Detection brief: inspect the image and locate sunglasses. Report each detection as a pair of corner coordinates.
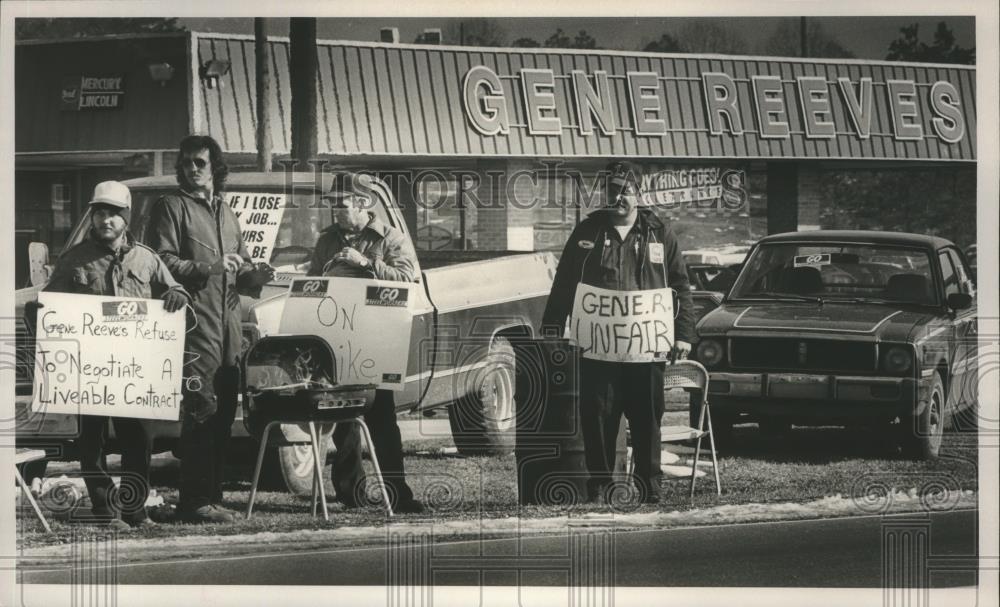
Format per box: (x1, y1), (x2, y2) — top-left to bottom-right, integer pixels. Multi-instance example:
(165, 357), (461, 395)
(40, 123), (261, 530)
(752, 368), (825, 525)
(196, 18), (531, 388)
(181, 157), (209, 169)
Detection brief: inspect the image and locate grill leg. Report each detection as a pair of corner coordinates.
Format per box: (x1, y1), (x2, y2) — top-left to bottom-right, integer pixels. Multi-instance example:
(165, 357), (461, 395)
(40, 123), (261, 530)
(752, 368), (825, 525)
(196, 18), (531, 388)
(308, 422), (329, 521)
(15, 462), (52, 533)
(247, 423), (276, 520)
(356, 420), (393, 517)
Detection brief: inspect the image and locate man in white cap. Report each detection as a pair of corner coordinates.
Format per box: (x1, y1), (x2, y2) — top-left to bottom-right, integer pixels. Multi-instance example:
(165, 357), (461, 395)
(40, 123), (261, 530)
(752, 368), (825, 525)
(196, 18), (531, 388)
(27, 181), (189, 531)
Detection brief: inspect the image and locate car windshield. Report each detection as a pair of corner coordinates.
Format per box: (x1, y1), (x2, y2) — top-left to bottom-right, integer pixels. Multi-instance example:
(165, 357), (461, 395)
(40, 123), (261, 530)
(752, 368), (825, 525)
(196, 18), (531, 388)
(66, 188), (393, 273)
(729, 242), (938, 306)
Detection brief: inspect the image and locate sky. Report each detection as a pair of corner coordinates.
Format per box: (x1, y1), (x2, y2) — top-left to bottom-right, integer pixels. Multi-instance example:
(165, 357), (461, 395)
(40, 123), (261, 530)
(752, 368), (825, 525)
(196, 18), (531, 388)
(178, 16), (976, 61)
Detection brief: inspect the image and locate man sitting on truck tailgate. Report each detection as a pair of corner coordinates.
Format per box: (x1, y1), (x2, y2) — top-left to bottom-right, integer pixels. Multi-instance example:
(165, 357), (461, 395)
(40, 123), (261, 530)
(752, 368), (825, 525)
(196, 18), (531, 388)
(308, 171), (425, 514)
(27, 181), (190, 530)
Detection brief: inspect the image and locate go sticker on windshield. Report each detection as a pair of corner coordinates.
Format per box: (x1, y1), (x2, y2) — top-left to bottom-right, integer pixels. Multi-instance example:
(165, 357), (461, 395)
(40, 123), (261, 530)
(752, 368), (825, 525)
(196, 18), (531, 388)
(226, 192), (287, 264)
(793, 253), (831, 267)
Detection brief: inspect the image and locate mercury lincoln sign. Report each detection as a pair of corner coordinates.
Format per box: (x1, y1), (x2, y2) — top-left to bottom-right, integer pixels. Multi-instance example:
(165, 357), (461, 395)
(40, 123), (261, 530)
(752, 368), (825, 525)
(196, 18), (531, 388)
(459, 54), (974, 159)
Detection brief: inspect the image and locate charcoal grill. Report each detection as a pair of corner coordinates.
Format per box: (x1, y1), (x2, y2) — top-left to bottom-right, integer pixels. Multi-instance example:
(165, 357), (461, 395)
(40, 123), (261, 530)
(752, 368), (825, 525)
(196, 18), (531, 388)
(241, 335), (393, 519)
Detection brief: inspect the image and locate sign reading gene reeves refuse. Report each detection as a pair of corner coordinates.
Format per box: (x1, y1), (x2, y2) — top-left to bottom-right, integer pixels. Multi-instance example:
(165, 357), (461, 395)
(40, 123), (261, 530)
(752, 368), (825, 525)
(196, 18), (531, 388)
(60, 75), (125, 111)
(31, 291), (185, 421)
(568, 284), (674, 363)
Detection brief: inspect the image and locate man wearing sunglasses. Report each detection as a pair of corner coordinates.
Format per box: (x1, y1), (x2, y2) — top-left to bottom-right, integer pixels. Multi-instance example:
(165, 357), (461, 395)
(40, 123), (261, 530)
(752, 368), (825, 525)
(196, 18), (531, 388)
(541, 160), (695, 505)
(306, 171), (424, 514)
(145, 135), (274, 523)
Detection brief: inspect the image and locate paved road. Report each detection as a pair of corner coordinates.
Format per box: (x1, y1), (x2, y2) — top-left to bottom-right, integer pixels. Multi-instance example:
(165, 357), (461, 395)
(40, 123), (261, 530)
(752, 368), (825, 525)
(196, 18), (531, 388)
(21, 510), (977, 587)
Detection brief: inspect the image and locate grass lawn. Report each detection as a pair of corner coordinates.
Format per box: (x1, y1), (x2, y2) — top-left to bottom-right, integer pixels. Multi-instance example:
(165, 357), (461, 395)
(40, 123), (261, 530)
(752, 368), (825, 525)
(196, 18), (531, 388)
(16, 399), (979, 548)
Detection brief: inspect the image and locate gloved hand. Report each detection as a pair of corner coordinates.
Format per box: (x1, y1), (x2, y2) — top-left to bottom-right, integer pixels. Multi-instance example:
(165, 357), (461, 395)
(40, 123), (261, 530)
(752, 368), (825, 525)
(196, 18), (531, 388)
(24, 300), (43, 335)
(162, 290), (189, 313)
(236, 262), (275, 298)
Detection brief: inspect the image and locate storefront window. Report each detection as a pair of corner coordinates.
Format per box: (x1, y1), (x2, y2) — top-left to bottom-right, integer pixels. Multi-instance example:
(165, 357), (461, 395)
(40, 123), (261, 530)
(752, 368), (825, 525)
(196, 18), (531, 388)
(413, 175), (467, 251)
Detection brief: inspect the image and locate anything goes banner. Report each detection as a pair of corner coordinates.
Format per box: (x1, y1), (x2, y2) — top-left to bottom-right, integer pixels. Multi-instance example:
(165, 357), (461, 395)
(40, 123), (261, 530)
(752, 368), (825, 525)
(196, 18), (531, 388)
(568, 284), (674, 363)
(31, 292), (185, 421)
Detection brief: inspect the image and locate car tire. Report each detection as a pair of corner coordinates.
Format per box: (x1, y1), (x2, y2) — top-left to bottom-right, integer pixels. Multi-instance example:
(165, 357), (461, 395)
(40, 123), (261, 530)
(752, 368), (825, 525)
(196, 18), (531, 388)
(901, 372), (946, 460)
(449, 336), (516, 456)
(256, 432), (334, 496)
(16, 459), (48, 485)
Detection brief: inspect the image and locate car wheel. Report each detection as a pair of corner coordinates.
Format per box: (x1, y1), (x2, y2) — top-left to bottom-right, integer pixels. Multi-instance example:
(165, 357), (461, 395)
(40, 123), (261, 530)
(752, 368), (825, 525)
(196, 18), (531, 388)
(449, 336), (516, 456)
(901, 372), (946, 460)
(16, 459), (48, 485)
(256, 433), (334, 496)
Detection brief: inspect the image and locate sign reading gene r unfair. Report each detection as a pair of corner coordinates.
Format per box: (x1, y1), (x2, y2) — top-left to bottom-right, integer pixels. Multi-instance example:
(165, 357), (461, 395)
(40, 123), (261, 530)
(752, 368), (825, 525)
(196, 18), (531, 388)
(31, 291), (186, 421)
(568, 284), (674, 363)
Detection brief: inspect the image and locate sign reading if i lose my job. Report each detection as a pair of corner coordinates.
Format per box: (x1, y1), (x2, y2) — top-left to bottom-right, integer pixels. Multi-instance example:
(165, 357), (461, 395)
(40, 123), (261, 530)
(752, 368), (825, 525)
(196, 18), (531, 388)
(568, 284), (674, 363)
(279, 278), (414, 391)
(31, 292), (185, 421)
(226, 192), (287, 264)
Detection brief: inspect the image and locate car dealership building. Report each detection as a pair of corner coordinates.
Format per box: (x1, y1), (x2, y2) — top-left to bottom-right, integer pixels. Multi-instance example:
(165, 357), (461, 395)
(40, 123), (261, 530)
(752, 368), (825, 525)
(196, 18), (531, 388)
(14, 31), (976, 285)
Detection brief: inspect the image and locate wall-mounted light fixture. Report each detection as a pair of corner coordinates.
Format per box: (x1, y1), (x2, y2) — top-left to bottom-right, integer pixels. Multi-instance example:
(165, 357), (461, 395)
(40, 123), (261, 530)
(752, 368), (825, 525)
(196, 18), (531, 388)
(147, 62), (175, 87)
(199, 59), (231, 89)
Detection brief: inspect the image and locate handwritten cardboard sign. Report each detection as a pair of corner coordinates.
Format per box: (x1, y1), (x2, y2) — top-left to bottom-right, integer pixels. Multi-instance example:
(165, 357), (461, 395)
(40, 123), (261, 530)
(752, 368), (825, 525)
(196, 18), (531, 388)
(226, 192), (287, 264)
(568, 284), (674, 363)
(277, 278), (414, 391)
(31, 292), (185, 421)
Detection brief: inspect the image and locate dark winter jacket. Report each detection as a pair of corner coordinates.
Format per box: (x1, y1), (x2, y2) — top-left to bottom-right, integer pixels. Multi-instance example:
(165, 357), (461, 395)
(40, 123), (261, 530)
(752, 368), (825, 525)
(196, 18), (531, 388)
(307, 214), (419, 282)
(144, 189), (253, 420)
(542, 209), (695, 343)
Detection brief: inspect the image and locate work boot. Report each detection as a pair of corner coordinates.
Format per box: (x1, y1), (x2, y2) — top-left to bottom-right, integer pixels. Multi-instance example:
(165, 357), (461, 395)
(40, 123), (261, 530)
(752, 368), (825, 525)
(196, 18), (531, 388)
(394, 498), (425, 514)
(103, 518), (132, 532)
(179, 504), (235, 524)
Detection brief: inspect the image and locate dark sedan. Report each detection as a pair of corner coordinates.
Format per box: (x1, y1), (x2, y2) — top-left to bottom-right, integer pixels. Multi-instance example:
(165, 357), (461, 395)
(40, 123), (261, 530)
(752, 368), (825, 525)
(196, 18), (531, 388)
(693, 230), (978, 459)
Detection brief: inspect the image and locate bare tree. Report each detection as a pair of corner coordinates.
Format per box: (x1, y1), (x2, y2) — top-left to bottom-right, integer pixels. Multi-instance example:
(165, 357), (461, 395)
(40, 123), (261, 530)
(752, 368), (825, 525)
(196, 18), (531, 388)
(643, 33), (683, 53)
(443, 19), (507, 46)
(676, 20), (747, 54)
(886, 22), (974, 65)
(762, 19), (855, 58)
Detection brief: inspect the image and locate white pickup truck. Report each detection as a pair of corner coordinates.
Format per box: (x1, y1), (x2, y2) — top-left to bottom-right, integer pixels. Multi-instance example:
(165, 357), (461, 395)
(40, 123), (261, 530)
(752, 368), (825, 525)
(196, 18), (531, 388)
(14, 172), (555, 493)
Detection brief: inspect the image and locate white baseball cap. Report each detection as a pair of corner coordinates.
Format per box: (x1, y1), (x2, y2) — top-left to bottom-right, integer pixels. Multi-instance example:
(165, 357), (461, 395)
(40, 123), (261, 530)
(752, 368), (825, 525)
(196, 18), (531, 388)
(88, 181), (132, 209)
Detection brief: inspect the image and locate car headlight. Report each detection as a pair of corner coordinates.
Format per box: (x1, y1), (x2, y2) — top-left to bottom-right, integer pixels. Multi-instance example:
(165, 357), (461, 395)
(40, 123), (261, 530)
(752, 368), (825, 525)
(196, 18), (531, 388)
(696, 338), (725, 368)
(882, 346), (913, 375)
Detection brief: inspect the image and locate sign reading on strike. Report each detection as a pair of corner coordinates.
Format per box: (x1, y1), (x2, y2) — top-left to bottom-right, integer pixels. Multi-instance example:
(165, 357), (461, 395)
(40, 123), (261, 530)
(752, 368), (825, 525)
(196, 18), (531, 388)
(226, 192), (287, 264)
(31, 292), (185, 421)
(568, 284), (674, 363)
(278, 278), (414, 390)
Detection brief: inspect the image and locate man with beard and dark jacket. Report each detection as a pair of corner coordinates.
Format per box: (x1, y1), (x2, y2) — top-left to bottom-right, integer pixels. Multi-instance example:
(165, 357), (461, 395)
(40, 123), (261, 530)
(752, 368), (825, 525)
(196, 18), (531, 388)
(145, 135), (274, 523)
(29, 181), (190, 531)
(542, 160), (695, 504)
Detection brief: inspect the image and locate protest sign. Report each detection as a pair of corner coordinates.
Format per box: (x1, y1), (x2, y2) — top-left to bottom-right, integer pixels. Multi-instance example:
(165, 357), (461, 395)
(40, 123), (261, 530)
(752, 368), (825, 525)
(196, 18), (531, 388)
(278, 277), (414, 391)
(31, 292), (186, 421)
(226, 191), (287, 264)
(567, 284), (674, 363)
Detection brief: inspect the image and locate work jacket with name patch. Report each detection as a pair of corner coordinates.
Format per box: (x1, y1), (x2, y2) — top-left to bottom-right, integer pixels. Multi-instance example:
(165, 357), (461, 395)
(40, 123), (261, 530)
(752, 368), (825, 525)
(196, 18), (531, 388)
(542, 209), (695, 343)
